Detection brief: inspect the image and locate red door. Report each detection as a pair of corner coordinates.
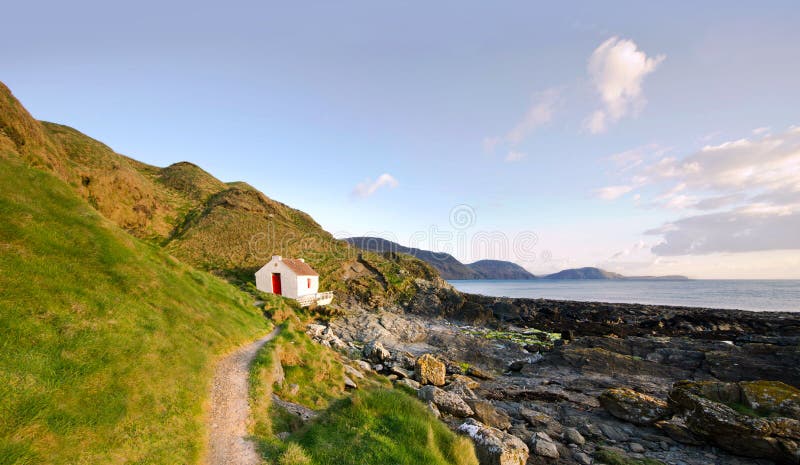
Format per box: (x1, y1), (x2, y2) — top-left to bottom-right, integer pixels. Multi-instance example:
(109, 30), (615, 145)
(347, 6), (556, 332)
(271, 273), (282, 295)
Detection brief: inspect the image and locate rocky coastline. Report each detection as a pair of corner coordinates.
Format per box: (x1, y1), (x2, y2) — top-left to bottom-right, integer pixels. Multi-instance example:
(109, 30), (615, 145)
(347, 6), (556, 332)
(304, 286), (800, 465)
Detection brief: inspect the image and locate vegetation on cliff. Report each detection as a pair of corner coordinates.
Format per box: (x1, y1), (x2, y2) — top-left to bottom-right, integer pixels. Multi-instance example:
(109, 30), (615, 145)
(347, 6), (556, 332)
(248, 310), (477, 465)
(0, 156), (270, 464)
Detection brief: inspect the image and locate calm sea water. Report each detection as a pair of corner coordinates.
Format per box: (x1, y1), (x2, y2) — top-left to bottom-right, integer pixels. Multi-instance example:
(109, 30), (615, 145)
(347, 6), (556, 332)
(449, 279), (800, 312)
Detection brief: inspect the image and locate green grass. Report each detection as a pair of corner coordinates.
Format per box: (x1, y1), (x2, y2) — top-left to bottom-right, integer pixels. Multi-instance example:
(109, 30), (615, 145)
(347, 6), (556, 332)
(279, 389), (477, 465)
(256, 318), (347, 410)
(0, 158), (271, 464)
(248, 310), (476, 465)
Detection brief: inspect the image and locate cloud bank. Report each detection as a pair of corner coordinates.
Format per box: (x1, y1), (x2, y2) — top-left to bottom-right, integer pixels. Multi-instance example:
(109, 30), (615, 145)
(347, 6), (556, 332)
(598, 126), (800, 255)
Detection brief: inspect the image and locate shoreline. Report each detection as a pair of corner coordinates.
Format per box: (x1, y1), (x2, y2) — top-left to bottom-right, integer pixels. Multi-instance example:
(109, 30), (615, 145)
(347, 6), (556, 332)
(448, 278), (800, 313)
(466, 293), (799, 315)
(443, 292), (800, 340)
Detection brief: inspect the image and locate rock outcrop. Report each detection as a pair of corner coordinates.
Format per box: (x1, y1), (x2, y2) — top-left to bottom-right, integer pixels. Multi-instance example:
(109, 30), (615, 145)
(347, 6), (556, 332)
(599, 387), (671, 426)
(315, 300), (800, 465)
(664, 380), (800, 465)
(458, 419), (529, 465)
(415, 353), (446, 386)
(418, 385), (474, 417)
(363, 340), (391, 363)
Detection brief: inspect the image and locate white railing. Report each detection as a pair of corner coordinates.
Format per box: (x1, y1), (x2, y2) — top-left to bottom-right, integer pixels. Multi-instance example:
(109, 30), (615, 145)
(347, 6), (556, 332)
(295, 291), (334, 307)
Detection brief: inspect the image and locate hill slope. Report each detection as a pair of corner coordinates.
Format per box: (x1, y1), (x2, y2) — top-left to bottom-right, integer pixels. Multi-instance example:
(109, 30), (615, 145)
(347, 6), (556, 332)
(0, 80), (463, 465)
(543, 267), (688, 280)
(345, 237), (536, 280)
(0, 155), (270, 464)
(0, 82), (440, 308)
(544, 267), (625, 279)
(467, 259), (536, 280)
(344, 237), (480, 279)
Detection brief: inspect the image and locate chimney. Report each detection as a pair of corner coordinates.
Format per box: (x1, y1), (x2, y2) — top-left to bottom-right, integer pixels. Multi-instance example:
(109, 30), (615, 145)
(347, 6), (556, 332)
(298, 258), (305, 262)
(272, 255), (282, 261)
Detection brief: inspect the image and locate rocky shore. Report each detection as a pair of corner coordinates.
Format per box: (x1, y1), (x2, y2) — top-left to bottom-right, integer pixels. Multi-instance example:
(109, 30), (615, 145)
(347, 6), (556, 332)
(306, 289), (800, 465)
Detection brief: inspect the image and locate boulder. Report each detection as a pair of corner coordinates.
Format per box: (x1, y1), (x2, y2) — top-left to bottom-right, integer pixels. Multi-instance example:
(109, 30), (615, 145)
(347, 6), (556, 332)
(392, 351), (417, 370)
(343, 364), (364, 380)
(519, 408), (563, 437)
(445, 378), (478, 400)
(573, 450), (591, 465)
(467, 365), (495, 380)
(467, 399), (512, 430)
(396, 378), (421, 391)
(563, 427), (585, 446)
(740, 380), (800, 418)
(418, 385), (474, 417)
(272, 359), (285, 387)
(415, 353), (446, 386)
(427, 401), (441, 418)
(353, 360), (372, 372)
(599, 387), (671, 426)
(666, 380), (800, 465)
(530, 431), (559, 459)
(597, 422), (628, 442)
(452, 374), (480, 389)
(306, 323), (326, 338)
(343, 375), (357, 389)
(363, 340), (391, 362)
(390, 365), (412, 379)
(654, 416), (705, 446)
(458, 418), (529, 465)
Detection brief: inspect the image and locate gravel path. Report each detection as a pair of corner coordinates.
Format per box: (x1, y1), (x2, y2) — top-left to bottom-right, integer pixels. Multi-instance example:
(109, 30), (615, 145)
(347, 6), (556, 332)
(207, 327), (279, 465)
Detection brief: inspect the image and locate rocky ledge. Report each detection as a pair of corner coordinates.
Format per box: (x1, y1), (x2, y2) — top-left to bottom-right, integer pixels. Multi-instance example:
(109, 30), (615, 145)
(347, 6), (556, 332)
(309, 294), (800, 465)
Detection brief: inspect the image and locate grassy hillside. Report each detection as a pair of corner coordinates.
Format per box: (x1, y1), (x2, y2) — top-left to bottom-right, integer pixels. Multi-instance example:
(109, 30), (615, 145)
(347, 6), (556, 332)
(285, 389), (478, 465)
(0, 81), (441, 307)
(248, 314), (478, 465)
(0, 155), (271, 464)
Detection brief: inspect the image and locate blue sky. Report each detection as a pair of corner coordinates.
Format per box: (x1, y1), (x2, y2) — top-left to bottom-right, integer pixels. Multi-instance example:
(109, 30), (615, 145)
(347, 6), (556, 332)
(4, 1), (800, 278)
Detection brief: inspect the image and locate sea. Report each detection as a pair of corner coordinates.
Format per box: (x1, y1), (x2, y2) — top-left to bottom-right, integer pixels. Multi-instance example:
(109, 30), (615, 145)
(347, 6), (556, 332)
(448, 279), (800, 313)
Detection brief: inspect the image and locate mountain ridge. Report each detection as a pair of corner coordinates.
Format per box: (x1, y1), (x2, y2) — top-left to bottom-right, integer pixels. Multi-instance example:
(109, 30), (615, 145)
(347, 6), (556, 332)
(344, 237), (536, 280)
(543, 266), (689, 280)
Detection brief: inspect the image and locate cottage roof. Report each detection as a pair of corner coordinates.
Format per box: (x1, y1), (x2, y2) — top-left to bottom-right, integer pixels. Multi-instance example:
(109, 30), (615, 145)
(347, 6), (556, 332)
(281, 258), (319, 276)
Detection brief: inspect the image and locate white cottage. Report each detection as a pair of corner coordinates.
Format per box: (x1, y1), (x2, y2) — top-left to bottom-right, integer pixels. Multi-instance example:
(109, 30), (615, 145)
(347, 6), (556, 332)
(255, 255), (333, 307)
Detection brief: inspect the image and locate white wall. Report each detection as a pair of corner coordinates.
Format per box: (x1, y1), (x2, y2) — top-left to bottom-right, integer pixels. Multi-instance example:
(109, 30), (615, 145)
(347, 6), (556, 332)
(255, 256), (318, 299)
(294, 275), (319, 297)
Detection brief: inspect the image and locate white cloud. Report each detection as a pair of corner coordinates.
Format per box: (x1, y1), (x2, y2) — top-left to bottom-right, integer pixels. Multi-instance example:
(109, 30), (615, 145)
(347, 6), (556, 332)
(585, 37), (665, 134)
(505, 150), (526, 162)
(600, 126), (800, 255)
(647, 208), (800, 255)
(351, 173), (399, 198)
(595, 185), (634, 200)
(505, 89), (559, 145)
(484, 88), (559, 155)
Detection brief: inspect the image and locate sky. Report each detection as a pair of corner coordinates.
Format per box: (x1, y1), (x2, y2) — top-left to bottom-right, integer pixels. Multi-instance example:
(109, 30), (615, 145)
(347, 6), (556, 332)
(3, 0), (800, 278)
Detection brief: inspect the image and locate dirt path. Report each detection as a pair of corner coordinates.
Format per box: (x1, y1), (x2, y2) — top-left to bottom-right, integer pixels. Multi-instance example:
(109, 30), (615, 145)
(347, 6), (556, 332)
(207, 327), (279, 465)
